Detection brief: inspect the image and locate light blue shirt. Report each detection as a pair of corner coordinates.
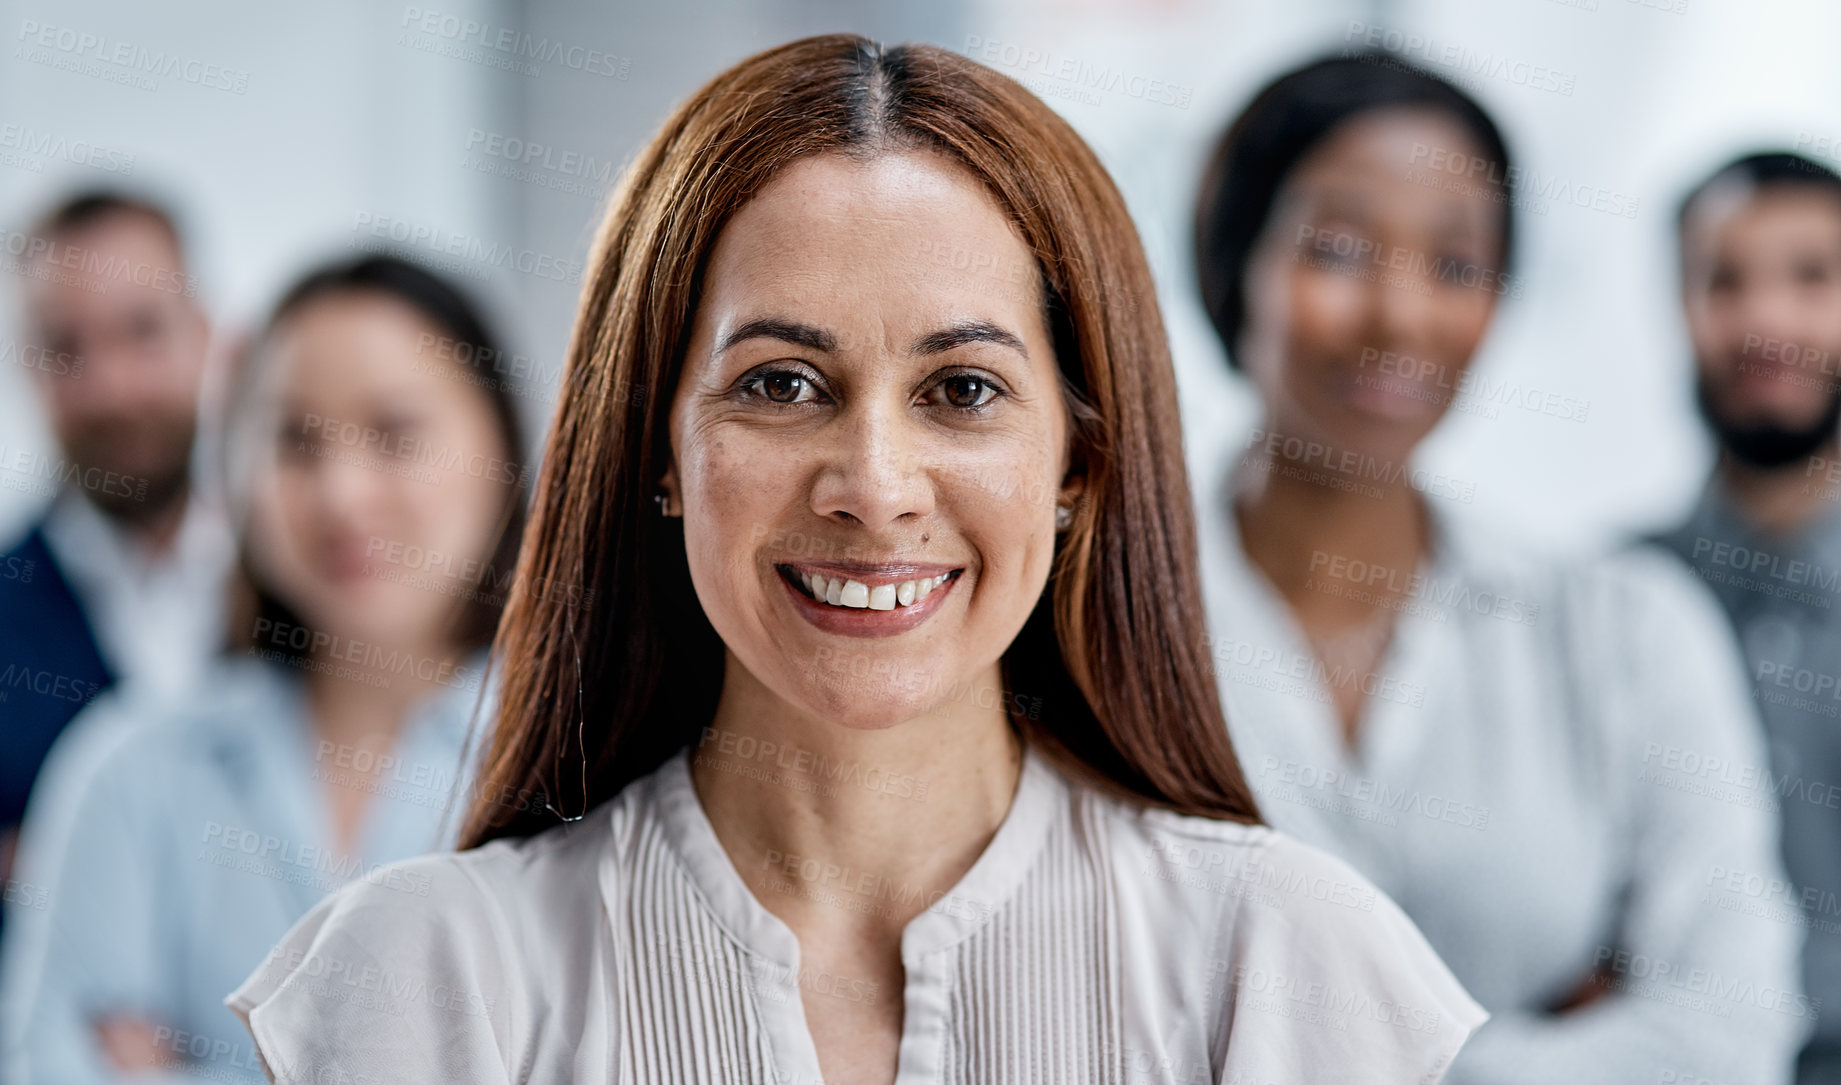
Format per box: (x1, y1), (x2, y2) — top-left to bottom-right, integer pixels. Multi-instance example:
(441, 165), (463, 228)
(0, 652), (489, 1084)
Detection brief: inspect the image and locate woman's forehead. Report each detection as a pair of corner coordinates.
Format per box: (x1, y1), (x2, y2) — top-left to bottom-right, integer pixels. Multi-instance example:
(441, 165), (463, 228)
(709, 155), (1036, 288)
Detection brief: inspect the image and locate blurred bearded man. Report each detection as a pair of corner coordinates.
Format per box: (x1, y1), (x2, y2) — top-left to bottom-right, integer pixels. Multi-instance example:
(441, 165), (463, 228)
(1655, 151), (1841, 1085)
(0, 192), (231, 901)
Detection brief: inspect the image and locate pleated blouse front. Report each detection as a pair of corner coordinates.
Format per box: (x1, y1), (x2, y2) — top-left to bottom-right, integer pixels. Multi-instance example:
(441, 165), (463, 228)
(230, 743), (1486, 1084)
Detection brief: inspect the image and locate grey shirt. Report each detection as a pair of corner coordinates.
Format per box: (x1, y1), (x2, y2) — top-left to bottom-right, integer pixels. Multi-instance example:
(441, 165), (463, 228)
(1656, 482), (1841, 1080)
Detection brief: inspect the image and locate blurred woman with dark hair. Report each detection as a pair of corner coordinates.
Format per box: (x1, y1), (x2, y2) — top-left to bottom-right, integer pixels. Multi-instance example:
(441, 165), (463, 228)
(0, 255), (526, 1083)
(230, 34), (1486, 1085)
(1193, 53), (1805, 1082)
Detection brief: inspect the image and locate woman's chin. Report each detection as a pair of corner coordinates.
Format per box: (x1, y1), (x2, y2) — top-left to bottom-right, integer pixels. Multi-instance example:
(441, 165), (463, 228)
(794, 681), (945, 733)
(289, 607), (434, 659)
(1301, 406), (1433, 467)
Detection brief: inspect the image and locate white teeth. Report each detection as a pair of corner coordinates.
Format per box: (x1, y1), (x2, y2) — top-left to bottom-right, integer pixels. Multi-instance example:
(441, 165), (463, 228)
(797, 570), (954, 610)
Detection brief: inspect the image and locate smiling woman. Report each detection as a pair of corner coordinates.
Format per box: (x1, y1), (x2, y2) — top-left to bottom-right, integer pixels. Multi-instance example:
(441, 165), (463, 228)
(227, 33), (1486, 1085)
(1193, 55), (1806, 1084)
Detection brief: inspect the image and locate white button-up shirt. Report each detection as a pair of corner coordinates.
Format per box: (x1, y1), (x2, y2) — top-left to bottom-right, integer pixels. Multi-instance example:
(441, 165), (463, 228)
(40, 490), (234, 702)
(1196, 477), (1808, 1085)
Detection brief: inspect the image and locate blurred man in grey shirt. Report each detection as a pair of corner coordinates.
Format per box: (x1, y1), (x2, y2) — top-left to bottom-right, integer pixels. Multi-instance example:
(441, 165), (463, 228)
(1656, 151), (1841, 1084)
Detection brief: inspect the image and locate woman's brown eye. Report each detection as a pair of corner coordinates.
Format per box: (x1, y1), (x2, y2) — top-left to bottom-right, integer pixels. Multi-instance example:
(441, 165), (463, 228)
(760, 373), (805, 402)
(943, 375), (992, 408)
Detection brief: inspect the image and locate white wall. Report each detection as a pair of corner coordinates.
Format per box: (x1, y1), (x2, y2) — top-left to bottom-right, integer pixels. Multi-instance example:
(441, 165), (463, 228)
(4, 0), (1836, 556)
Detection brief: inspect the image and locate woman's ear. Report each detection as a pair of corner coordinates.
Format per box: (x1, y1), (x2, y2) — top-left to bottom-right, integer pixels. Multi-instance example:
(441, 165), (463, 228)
(1055, 471), (1086, 531)
(657, 463), (682, 518)
(1058, 446), (1088, 507)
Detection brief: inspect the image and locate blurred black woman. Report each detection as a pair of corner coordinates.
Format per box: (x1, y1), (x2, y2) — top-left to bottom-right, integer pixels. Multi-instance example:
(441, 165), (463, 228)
(1194, 53), (1804, 1084)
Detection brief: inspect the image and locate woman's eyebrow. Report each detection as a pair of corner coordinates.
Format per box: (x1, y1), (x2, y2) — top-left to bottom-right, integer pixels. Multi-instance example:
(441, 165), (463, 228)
(717, 317), (837, 354)
(911, 320), (1027, 359)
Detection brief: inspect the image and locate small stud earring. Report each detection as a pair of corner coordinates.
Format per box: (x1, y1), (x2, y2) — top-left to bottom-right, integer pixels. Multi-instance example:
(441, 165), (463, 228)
(654, 492), (672, 516)
(1054, 504), (1073, 530)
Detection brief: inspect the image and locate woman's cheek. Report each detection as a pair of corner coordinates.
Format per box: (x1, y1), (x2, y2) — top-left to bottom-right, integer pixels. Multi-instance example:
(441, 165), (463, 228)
(950, 457), (1056, 594)
(452, 468), (512, 544)
(1441, 292), (1496, 359)
(694, 438), (766, 515)
(700, 437), (795, 552)
(1291, 269), (1366, 349)
(247, 495), (348, 637)
(679, 435), (777, 611)
(252, 478), (311, 592)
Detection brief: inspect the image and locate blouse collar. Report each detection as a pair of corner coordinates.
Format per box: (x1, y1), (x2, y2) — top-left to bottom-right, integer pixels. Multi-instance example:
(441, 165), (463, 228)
(1200, 457), (1532, 610)
(639, 737), (1065, 968)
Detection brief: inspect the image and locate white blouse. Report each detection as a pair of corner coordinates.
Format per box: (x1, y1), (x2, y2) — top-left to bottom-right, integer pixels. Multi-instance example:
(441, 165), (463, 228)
(1195, 488), (1809, 1085)
(229, 742), (1486, 1083)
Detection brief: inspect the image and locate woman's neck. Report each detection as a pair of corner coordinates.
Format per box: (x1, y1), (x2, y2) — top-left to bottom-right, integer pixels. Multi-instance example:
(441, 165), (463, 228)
(1233, 436), (1430, 600)
(691, 654), (1025, 943)
(1231, 429), (1430, 745)
(300, 636), (463, 855)
(302, 637), (460, 750)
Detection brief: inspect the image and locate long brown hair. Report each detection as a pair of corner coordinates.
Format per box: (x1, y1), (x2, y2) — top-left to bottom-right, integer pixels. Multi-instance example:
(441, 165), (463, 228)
(462, 33), (1258, 847)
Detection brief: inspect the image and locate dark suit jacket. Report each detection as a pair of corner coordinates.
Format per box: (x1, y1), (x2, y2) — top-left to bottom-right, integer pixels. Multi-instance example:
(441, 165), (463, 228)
(0, 523), (113, 839)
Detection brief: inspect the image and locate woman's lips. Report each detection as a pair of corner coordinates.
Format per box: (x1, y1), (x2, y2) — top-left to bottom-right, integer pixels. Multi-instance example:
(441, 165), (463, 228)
(775, 562), (963, 638)
(319, 541), (379, 583)
(1340, 365), (1449, 423)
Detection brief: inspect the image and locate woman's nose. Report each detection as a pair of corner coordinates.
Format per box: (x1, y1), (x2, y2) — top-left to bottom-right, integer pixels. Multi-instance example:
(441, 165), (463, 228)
(1368, 269), (1445, 358)
(312, 444), (392, 522)
(807, 401), (937, 530)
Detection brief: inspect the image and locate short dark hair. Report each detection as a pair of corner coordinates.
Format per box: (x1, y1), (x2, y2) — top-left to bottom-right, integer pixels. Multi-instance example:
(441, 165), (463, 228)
(1194, 52), (1515, 369)
(232, 255), (529, 660)
(28, 189), (188, 267)
(1675, 151), (1841, 238)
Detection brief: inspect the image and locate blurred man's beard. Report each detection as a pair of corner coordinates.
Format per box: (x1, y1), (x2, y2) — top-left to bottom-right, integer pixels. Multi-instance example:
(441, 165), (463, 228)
(62, 416), (195, 528)
(1695, 376), (1841, 469)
